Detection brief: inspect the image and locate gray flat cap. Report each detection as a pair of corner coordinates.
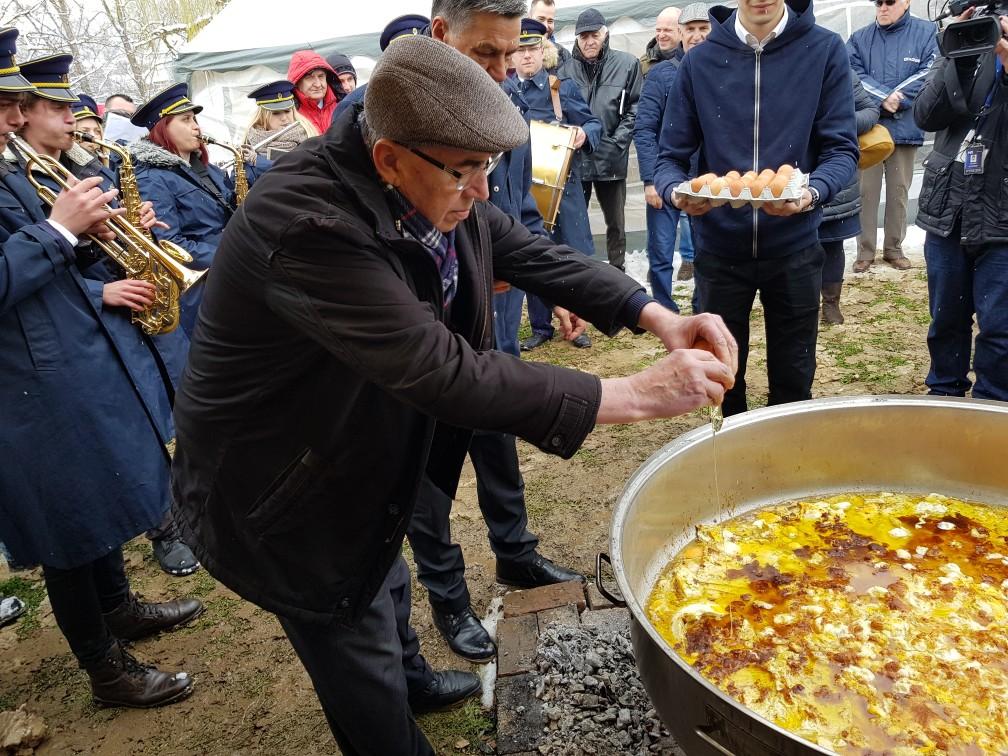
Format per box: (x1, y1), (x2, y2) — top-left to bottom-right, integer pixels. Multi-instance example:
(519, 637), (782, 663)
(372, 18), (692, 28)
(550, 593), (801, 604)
(679, 3), (711, 24)
(364, 35), (528, 155)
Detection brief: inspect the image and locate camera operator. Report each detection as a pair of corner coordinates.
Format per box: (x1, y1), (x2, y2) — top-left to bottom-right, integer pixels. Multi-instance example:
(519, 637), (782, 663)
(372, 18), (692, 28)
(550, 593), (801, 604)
(913, 11), (1008, 400)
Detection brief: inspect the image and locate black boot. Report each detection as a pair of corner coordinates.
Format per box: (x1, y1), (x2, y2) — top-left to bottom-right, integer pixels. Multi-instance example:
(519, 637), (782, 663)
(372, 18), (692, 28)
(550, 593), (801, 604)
(431, 605), (496, 663)
(820, 282), (844, 325)
(496, 551), (585, 589)
(151, 536), (200, 577)
(520, 332), (552, 351)
(87, 641), (193, 708)
(103, 593), (204, 642)
(408, 670), (481, 715)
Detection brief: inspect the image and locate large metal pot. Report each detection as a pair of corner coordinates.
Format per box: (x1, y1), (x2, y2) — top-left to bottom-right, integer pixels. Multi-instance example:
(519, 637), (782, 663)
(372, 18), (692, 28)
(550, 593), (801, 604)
(601, 396), (1008, 756)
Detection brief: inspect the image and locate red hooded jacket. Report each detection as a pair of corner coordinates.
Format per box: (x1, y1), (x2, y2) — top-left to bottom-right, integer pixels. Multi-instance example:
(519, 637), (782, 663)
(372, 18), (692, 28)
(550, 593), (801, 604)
(287, 50), (340, 136)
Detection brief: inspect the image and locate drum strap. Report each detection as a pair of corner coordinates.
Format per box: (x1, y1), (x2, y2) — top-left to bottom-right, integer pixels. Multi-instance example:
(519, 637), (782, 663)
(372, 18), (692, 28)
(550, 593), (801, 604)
(548, 75), (563, 122)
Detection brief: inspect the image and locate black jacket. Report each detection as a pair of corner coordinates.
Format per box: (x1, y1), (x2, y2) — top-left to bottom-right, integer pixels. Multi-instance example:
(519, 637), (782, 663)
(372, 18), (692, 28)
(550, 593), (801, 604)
(560, 38), (643, 181)
(170, 106), (646, 626)
(914, 52), (1008, 245)
(821, 70), (881, 229)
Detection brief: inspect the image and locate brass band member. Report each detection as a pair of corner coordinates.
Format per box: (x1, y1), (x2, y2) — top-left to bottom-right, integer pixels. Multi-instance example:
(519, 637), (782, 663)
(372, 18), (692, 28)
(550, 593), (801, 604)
(0, 29), (203, 709)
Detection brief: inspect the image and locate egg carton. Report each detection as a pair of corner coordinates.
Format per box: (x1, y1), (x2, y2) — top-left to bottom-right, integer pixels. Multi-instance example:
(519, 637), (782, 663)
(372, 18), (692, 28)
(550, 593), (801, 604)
(673, 169), (808, 209)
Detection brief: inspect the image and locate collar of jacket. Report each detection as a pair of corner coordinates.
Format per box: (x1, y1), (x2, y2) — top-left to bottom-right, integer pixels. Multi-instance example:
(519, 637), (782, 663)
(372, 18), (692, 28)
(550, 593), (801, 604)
(644, 37), (680, 63)
(129, 138), (191, 170)
(877, 11), (911, 33)
(708, 0), (813, 51)
(520, 67), (550, 91)
(62, 142), (100, 170)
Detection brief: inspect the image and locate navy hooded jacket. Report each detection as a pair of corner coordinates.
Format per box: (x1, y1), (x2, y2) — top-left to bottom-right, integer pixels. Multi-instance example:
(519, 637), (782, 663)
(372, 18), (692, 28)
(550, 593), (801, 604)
(653, 0), (858, 259)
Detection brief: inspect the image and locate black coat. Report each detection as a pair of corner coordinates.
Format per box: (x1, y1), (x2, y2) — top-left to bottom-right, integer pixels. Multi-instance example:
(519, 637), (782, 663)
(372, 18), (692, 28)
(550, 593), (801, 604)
(171, 106), (646, 626)
(914, 52), (1008, 246)
(820, 70), (881, 241)
(560, 39), (642, 181)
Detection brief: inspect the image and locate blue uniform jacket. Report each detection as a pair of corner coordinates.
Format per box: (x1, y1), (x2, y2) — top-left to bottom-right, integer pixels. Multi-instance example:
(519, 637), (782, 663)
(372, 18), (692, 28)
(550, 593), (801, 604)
(847, 13), (938, 145)
(25, 145), (189, 427)
(654, 0), (858, 259)
(487, 78), (546, 236)
(0, 162), (170, 569)
(131, 139), (262, 334)
(515, 68), (601, 254)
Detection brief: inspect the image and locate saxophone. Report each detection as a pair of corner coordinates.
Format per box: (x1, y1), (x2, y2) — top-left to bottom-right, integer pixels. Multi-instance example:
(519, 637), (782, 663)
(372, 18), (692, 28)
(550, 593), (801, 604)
(199, 134), (248, 206)
(11, 133), (205, 335)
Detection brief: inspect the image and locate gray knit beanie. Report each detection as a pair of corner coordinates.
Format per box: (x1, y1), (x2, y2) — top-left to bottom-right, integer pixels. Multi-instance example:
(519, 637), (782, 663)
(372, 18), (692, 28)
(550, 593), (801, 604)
(364, 35), (528, 154)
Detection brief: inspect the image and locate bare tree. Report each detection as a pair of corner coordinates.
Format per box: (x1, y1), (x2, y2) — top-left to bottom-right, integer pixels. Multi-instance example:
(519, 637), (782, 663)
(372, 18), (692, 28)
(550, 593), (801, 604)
(8, 0), (228, 100)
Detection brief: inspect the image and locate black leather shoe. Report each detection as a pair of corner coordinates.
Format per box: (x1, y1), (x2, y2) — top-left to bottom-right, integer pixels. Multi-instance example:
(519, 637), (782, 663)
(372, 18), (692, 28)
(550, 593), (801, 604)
(520, 332), (552, 351)
(151, 537), (200, 577)
(103, 593), (205, 642)
(88, 641), (193, 709)
(571, 333), (592, 349)
(408, 670), (481, 715)
(496, 551), (585, 589)
(431, 605), (496, 663)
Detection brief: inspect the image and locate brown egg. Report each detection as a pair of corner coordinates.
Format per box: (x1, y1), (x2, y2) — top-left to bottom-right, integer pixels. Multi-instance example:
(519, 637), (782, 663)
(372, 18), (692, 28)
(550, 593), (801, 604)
(742, 170), (758, 182)
(777, 163), (795, 177)
(709, 177), (727, 196)
(725, 170), (742, 181)
(727, 178), (744, 197)
(691, 173), (717, 193)
(769, 173), (790, 198)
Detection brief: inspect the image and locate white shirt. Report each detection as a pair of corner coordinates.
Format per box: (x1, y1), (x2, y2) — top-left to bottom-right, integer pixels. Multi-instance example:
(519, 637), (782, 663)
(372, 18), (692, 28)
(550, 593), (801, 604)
(735, 7), (789, 48)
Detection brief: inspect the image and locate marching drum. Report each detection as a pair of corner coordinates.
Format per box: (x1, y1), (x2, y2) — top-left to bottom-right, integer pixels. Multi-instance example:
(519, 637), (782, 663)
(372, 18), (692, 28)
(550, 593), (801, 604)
(529, 120), (577, 232)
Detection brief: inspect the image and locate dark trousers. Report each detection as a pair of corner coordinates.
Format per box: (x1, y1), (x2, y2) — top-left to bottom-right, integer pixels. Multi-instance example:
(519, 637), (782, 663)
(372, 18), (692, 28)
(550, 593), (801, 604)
(42, 547), (130, 668)
(582, 179), (626, 270)
(145, 508), (179, 541)
(924, 232), (1008, 400)
(822, 240), (846, 285)
(408, 430), (538, 614)
(278, 556), (436, 756)
(694, 244), (824, 416)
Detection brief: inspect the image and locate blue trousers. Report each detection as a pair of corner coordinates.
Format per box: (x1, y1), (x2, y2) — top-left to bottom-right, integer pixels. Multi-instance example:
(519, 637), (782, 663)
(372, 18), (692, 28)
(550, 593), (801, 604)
(924, 232), (1008, 401)
(646, 202), (694, 312)
(494, 287), (525, 357)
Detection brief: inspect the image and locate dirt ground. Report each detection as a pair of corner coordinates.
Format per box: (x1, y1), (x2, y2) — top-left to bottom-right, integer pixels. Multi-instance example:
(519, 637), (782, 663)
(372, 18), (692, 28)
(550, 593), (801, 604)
(0, 263), (936, 755)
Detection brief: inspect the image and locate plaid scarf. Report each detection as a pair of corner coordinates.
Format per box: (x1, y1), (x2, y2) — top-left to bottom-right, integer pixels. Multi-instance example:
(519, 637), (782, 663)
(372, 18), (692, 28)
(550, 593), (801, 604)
(385, 186), (459, 307)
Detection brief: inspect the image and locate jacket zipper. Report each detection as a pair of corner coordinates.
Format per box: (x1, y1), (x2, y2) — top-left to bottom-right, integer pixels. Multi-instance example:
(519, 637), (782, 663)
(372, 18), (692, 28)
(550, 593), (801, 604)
(468, 206), (492, 350)
(752, 47), (762, 259)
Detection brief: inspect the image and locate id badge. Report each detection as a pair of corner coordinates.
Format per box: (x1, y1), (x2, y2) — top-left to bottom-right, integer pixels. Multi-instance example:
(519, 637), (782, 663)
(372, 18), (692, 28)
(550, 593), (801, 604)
(963, 143), (987, 175)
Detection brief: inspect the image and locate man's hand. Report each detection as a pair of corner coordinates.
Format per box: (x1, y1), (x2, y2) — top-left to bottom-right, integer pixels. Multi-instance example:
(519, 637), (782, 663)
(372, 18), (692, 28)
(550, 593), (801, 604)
(644, 184), (664, 210)
(761, 188), (813, 217)
(553, 306), (588, 341)
(596, 349), (735, 423)
(637, 301), (738, 375)
(138, 200), (169, 232)
(881, 90), (903, 114)
(48, 175), (120, 237)
(102, 279), (155, 311)
(572, 127), (587, 150)
(672, 193), (714, 216)
(996, 17), (1008, 70)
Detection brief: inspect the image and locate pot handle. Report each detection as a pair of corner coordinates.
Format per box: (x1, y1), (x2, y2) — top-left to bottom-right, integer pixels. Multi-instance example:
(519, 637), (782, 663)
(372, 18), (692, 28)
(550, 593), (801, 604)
(694, 723), (737, 756)
(594, 552), (626, 607)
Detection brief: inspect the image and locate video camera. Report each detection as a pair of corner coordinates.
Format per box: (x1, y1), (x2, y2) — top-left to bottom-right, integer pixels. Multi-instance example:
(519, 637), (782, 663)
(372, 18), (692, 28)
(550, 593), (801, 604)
(935, 0), (1008, 58)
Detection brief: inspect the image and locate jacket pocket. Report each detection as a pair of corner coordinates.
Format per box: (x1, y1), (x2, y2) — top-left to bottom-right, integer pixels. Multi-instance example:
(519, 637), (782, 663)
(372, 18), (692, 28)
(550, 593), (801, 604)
(917, 151), (955, 220)
(246, 447), (319, 537)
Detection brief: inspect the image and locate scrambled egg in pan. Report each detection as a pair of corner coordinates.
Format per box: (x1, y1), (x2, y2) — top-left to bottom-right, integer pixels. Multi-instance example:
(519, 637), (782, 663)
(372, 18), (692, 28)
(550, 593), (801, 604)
(646, 493), (1008, 755)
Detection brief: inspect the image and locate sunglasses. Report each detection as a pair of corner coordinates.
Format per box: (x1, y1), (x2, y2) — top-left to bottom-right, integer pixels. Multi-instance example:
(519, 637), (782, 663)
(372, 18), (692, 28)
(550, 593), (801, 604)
(874, 0), (898, 6)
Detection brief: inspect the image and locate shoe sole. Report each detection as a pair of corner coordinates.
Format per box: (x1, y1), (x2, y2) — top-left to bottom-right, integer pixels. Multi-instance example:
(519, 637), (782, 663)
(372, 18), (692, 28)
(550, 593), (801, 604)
(94, 681), (194, 709)
(449, 647), (496, 664)
(117, 604), (207, 643)
(161, 563), (201, 577)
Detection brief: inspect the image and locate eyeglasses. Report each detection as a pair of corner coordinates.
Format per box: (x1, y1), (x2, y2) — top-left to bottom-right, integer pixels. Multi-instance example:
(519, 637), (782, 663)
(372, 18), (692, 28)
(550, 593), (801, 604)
(874, 1), (897, 6)
(404, 145), (505, 191)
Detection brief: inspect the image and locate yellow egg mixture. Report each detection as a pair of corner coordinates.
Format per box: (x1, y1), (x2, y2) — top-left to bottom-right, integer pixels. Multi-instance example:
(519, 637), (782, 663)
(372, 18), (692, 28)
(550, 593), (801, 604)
(646, 493), (1008, 755)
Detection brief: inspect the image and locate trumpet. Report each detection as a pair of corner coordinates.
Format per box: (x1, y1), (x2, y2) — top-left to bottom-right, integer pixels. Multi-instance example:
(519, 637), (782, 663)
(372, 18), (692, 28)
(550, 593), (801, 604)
(199, 134), (248, 206)
(9, 133), (205, 335)
(221, 121), (303, 169)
